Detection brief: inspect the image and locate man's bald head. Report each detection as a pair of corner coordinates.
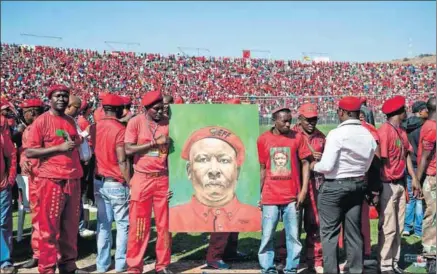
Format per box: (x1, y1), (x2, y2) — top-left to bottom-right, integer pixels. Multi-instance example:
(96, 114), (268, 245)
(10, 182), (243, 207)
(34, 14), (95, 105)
(65, 95), (82, 117)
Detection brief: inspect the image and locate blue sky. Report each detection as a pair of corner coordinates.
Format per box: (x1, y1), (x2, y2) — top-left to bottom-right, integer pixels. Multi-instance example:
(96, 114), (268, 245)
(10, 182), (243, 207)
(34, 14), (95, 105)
(1, 1), (435, 62)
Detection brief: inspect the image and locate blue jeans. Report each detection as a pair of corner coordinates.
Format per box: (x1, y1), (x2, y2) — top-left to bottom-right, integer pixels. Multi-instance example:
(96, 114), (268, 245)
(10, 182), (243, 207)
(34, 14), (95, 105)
(0, 187), (13, 269)
(404, 172), (423, 236)
(258, 202), (301, 274)
(94, 179), (130, 273)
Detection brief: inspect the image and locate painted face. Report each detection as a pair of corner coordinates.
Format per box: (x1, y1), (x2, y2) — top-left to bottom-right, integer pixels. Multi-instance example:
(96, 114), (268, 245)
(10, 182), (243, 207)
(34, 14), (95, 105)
(273, 152), (288, 167)
(188, 138), (238, 206)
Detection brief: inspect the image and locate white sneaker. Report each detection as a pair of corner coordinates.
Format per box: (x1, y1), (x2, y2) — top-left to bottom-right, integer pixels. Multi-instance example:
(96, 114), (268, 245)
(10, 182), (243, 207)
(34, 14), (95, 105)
(315, 266), (324, 273)
(79, 229), (96, 238)
(402, 231), (410, 237)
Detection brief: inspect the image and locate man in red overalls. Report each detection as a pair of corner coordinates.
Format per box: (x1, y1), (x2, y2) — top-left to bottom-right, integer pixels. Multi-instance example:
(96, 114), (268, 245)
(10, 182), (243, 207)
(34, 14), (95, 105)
(26, 84), (84, 274)
(125, 91), (173, 274)
(19, 98), (45, 269)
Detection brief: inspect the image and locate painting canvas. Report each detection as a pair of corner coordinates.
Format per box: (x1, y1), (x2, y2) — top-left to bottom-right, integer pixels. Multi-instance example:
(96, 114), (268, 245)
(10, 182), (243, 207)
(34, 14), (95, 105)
(168, 104), (261, 232)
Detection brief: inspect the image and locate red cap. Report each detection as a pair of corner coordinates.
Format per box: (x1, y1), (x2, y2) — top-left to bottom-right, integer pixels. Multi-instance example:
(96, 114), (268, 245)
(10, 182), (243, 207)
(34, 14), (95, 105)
(141, 91), (162, 107)
(102, 94), (125, 107)
(20, 99), (44, 109)
(298, 103), (318, 118)
(224, 98), (241, 105)
(121, 96), (132, 106)
(338, 96), (362, 111)
(174, 96), (184, 104)
(271, 106), (291, 115)
(382, 96), (406, 115)
(47, 84), (70, 98)
(181, 126), (245, 167)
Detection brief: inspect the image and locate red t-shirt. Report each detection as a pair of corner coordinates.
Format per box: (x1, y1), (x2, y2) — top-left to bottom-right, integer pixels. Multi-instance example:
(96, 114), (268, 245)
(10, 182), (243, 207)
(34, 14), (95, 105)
(361, 121), (380, 143)
(418, 120), (436, 176)
(90, 117), (126, 183)
(0, 131), (17, 191)
(257, 129), (312, 205)
(20, 125), (39, 177)
(124, 114), (169, 173)
(27, 111), (83, 180)
(93, 107), (105, 123)
(77, 115), (90, 132)
(378, 122), (413, 181)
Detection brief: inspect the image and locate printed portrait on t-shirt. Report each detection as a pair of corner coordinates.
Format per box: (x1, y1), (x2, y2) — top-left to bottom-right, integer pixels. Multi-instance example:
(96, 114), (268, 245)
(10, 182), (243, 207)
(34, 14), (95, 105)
(168, 104), (261, 233)
(270, 147), (291, 177)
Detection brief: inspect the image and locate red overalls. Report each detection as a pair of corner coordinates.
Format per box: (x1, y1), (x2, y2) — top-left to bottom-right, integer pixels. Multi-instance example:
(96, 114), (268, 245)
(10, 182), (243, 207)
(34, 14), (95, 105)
(125, 115), (171, 273)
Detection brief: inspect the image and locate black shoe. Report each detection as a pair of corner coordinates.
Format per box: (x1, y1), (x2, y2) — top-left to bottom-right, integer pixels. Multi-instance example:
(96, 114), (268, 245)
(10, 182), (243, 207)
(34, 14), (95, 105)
(22, 258), (38, 269)
(393, 266), (404, 274)
(155, 268), (174, 274)
(1, 266), (17, 274)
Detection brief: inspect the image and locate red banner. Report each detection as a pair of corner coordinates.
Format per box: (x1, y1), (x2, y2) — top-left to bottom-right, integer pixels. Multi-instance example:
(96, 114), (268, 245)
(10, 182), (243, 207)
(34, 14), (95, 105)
(242, 50), (250, 59)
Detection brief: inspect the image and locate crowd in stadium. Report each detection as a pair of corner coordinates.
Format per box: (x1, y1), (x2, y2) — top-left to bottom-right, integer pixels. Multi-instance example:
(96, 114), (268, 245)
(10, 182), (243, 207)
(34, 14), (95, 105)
(1, 43), (435, 116)
(0, 42), (436, 274)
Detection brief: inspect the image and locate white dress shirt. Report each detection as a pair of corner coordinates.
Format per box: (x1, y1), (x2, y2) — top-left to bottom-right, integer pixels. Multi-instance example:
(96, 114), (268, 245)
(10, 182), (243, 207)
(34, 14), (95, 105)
(314, 119), (377, 179)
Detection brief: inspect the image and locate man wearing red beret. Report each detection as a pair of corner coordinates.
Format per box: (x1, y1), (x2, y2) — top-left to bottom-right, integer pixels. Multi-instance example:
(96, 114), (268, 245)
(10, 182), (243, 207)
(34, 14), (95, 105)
(257, 106), (311, 274)
(377, 95), (419, 274)
(0, 109), (17, 274)
(26, 84), (85, 274)
(310, 96), (377, 274)
(169, 125), (261, 232)
(18, 99), (45, 269)
(89, 94), (130, 273)
(415, 98), (436, 273)
(124, 91), (173, 274)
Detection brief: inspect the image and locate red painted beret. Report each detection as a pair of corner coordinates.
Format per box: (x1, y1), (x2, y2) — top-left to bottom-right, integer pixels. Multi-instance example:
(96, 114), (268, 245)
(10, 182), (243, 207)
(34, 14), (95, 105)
(47, 84), (70, 98)
(102, 94), (125, 107)
(20, 99), (44, 109)
(141, 91), (162, 107)
(338, 96), (361, 111)
(181, 126), (245, 167)
(382, 96), (406, 115)
(174, 96), (184, 104)
(121, 96), (132, 106)
(224, 98), (241, 105)
(298, 103), (318, 118)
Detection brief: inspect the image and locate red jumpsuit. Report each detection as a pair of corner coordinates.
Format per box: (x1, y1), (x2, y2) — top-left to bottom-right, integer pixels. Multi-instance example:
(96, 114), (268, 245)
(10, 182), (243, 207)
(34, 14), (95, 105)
(20, 124), (42, 260)
(277, 126), (325, 268)
(125, 115), (171, 273)
(27, 111), (83, 274)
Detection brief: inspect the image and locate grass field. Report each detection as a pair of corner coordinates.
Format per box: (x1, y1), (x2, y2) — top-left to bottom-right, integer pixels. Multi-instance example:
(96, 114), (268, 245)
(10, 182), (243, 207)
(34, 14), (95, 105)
(10, 123), (425, 273)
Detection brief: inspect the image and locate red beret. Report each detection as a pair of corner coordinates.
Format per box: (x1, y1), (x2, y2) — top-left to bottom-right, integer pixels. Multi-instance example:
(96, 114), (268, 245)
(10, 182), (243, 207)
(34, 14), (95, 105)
(382, 96), (406, 115)
(99, 92), (108, 100)
(20, 99), (44, 109)
(271, 106), (291, 115)
(141, 91), (162, 107)
(338, 96), (361, 111)
(47, 84), (70, 98)
(102, 94), (125, 107)
(298, 103), (318, 118)
(224, 98), (241, 105)
(360, 97), (367, 104)
(181, 126), (245, 167)
(174, 96), (184, 104)
(121, 96), (132, 106)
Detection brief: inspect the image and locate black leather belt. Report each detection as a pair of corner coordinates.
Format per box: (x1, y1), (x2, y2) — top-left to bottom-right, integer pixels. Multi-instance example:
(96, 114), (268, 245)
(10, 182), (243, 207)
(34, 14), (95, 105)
(325, 176), (365, 182)
(95, 174), (124, 184)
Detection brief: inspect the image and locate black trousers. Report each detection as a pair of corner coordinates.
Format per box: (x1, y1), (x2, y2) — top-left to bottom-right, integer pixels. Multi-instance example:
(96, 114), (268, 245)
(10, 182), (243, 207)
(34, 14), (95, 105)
(318, 178), (366, 274)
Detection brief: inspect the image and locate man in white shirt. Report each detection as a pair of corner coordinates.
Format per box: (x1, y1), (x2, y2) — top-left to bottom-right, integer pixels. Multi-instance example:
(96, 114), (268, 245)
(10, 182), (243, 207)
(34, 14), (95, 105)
(310, 96), (377, 274)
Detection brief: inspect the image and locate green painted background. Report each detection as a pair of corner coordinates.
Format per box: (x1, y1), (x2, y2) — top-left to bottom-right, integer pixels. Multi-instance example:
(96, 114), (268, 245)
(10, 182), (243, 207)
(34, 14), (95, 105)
(168, 104), (261, 208)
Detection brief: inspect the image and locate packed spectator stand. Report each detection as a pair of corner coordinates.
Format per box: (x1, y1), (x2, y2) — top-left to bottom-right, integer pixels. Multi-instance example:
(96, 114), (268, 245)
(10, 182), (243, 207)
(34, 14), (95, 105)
(1, 43), (435, 117)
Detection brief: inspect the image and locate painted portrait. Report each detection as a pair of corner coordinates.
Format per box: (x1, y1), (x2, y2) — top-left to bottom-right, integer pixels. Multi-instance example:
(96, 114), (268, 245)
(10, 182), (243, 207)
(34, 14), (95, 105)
(168, 104), (261, 232)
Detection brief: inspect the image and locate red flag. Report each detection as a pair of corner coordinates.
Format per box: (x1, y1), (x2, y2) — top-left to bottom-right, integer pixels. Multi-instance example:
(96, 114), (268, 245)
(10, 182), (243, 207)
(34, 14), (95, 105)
(242, 50), (251, 59)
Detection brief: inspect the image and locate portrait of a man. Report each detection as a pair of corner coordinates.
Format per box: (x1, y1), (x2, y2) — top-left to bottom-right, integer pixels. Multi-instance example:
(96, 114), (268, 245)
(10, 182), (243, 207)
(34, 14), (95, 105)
(270, 147), (292, 177)
(169, 126), (261, 232)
